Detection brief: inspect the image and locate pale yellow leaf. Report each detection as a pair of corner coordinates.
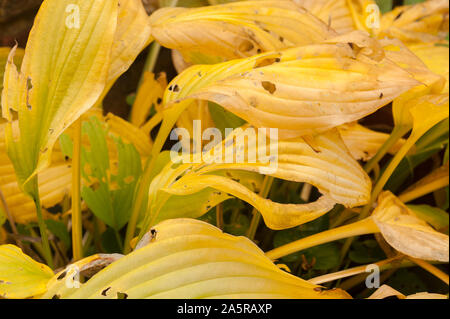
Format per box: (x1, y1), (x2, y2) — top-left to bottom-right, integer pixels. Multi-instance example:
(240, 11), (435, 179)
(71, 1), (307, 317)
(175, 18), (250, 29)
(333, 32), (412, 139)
(0, 244), (54, 299)
(42, 219), (351, 299)
(372, 191), (449, 262)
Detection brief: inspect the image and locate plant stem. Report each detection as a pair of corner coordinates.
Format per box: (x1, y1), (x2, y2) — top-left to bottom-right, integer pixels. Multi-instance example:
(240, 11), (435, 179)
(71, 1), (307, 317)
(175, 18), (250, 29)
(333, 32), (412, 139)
(71, 118), (83, 262)
(415, 118), (449, 151)
(114, 229), (124, 252)
(340, 134), (421, 264)
(138, 42), (162, 87)
(408, 257), (449, 285)
(247, 176), (274, 240)
(364, 125), (408, 174)
(0, 188), (24, 250)
(138, 0), (179, 88)
(309, 256), (402, 285)
(399, 175), (449, 203)
(265, 217), (379, 261)
(32, 179), (53, 269)
(216, 204), (224, 230)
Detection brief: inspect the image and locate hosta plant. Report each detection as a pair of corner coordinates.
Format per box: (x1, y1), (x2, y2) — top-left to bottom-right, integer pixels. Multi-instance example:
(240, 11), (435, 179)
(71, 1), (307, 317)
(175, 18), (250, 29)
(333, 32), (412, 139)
(0, 0), (448, 300)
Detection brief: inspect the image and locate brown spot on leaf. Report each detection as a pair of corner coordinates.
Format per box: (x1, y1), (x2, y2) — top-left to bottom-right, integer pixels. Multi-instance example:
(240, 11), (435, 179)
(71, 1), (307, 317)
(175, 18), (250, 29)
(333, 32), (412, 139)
(262, 81), (276, 94)
(238, 40), (255, 53)
(101, 287), (111, 296)
(57, 271), (67, 280)
(117, 292), (128, 299)
(254, 57), (280, 68)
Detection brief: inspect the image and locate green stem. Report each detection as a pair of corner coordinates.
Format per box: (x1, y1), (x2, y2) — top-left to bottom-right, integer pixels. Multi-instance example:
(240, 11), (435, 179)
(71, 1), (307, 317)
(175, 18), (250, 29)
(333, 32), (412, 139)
(32, 178), (54, 269)
(415, 118), (449, 151)
(216, 204), (224, 230)
(124, 110), (181, 253)
(265, 218), (379, 261)
(246, 176), (274, 240)
(340, 131), (424, 264)
(138, 0), (179, 88)
(114, 230), (124, 252)
(364, 125), (409, 174)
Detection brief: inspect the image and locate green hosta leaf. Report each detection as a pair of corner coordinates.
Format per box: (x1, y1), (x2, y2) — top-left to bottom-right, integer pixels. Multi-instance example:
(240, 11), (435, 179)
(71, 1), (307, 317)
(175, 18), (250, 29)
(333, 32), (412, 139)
(101, 227), (123, 254)
(376, 0), (393, 13)
(224, 213), (251, 236)
(81, 118), (142, 230)
(273, 214), (331, 264)
(403, 0), (426, 4)
(67, 117), (143, 230)
(208, 102), (246, 137)
(407, 205), (449, 231)
(384, 269), (427, 297)
(0, 206), (6, 227)
(349, 239), (386, 264)
(152, 188), (232, 225)
(45, 219), (71, 249)
(302, 243), (340, 271)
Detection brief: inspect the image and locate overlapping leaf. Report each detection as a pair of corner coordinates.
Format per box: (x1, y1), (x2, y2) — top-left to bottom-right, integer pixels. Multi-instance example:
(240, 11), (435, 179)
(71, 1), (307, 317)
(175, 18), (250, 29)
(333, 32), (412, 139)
(0, 244), (54, 298)
(338, 122), (405, 161)
(1, 0), (153, 199)
(408, 41), (449, 93)
(143, 127), (371, 231)
(161, 40), (418, 139)
(149, 0), (336, 62)
(41, 219), (351, 299)
(1, 0), (119, 197)
(372, 191), (449, 262)
(297, 0), (377, 34)
(377, 0), (449, 43)
(0, 47), (24, 108)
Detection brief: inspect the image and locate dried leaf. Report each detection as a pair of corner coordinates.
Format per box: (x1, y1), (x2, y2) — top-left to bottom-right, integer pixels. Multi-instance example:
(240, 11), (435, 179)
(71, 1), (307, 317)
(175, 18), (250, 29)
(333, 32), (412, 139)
(372, 191), (449, 262)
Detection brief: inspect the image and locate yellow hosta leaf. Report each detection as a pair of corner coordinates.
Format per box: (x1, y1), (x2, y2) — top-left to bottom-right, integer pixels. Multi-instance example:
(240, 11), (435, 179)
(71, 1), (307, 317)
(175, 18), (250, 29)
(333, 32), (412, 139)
(149, 0), (336, 62)
(383, 39), (448, 130)
(345, 0), (378, 33)
(42, 253), (123, 299)
(338, 123), (404, 161)
(406, 292), (448, 299)
(0, 47), (24, 106)
(130, 72), (167, 128)
(378, 0), (449, 43)
(105, 113), (153, 157)
(399, 162), (449, 203)
(372, 191), (449, 262)
(42, 219), (351, 299)
(104, 0), (152, 96)
(368, 285), (448, 299)
(0, 120), (71, 223)
(409, 94), (449, 141)
(163, 42), (418, 139)
(1, 0), (119, 197)
(295, 0), (357, 34)
(0, 244), (54, 299)
(148, 127), (370, 230)
(408, 42), (449, 93)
